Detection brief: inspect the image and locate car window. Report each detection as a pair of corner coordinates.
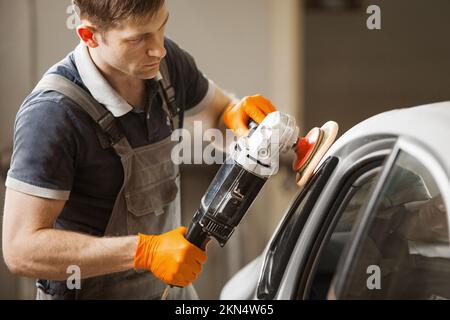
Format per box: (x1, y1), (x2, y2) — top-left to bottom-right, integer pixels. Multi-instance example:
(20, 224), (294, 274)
(305, 165), (382, 300)
(339, 151), (449, 300)
(257, 157), (339, 300)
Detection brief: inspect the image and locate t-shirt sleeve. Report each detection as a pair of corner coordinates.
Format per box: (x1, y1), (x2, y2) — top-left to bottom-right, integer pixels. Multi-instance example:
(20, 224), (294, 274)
(164, 38), (216, 117)
(6, 99), (78, 200)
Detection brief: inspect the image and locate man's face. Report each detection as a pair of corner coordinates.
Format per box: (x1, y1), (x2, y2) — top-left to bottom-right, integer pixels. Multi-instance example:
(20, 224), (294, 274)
(93, 5), (169, 80)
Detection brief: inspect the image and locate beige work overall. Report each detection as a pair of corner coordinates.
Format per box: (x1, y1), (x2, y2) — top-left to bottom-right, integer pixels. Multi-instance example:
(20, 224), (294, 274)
(33, 68), (198, 300)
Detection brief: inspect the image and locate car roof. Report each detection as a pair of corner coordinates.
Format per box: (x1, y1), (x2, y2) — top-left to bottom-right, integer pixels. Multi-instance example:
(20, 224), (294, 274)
(324, 101), (450, 174)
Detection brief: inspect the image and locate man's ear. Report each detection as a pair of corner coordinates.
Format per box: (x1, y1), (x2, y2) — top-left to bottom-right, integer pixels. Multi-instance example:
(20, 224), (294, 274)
(76, 24), (99, 48)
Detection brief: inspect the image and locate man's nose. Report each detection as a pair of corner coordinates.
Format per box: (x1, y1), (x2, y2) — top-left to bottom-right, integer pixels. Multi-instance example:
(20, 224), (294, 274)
(147, 44), (166, 60)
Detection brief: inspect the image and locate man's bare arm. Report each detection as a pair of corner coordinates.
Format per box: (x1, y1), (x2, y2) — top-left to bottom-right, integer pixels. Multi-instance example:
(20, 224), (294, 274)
(2, 188), (138, 281)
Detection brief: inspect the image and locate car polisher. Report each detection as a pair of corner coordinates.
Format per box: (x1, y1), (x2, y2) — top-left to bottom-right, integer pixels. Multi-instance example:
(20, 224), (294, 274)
(161, 111), (338, 300)
(293, 121), (339, 188)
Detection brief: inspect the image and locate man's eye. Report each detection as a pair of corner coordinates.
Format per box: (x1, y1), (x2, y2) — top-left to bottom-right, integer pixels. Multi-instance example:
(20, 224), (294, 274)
(128, 37), (143, 43)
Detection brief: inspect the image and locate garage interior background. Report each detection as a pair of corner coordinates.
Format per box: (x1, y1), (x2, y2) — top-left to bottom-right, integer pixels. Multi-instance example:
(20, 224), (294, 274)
(1, 0), (450, 299)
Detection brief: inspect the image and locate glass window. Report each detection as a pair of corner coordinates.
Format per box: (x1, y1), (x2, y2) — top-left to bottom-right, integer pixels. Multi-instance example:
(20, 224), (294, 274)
(307, 166), (382, 299)
(340, 151), (449, 300)
(257, 157), (338, 300)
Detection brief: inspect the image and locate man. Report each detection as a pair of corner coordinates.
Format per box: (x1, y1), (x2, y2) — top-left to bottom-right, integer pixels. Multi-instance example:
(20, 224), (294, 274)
(2, 0), (277, 300)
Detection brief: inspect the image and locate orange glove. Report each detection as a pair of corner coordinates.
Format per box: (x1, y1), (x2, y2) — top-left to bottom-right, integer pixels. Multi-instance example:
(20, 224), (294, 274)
(133, 227), (207, 287)
(223, 94), (277, 137)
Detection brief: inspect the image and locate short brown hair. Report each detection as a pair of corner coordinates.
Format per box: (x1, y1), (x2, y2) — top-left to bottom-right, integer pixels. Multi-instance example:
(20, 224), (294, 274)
(73, 0), (165, 30)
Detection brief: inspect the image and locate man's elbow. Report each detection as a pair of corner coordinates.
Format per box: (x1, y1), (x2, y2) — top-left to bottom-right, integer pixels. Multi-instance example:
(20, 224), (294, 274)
(2, 240), (32, 277)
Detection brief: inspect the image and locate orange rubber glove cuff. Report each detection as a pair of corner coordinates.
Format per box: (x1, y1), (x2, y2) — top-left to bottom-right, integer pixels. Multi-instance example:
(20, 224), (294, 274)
(223, 94), (277, 137)
(133, 227), (207, 287)
(134, 234), (157, 271)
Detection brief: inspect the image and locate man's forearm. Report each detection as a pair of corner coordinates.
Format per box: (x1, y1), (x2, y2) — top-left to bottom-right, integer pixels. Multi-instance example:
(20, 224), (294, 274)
(11, 228), (138, 281)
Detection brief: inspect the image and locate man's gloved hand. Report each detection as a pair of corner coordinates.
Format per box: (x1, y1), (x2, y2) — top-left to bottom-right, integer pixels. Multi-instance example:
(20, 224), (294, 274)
(133, 226), (207, 287)
(223, 94), (277, 137)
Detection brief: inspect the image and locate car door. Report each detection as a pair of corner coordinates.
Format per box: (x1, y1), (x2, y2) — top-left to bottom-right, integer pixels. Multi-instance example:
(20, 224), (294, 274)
(288, 135), (450, 300)
(295, 158), (385, 299)
(328, 137), (450, 300)
(257, 135), (398, 300)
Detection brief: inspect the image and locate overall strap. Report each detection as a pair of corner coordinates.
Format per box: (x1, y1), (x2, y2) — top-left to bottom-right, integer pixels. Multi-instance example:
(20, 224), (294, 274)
(158, 59), (184, 130)
(33, 74), (126, 149)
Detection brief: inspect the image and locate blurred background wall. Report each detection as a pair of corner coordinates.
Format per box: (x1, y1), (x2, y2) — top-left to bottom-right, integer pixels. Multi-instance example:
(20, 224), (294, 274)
(304, 0), (450, 133)
(1, 0), (450, 299)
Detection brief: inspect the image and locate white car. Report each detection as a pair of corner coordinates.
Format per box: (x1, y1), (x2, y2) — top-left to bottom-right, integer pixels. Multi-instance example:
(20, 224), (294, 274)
(221, 101), (450, 300)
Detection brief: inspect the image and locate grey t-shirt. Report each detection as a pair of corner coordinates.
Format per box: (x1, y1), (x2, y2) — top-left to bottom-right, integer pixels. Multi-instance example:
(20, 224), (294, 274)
(6, 38), (212, 236)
